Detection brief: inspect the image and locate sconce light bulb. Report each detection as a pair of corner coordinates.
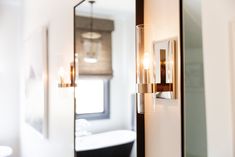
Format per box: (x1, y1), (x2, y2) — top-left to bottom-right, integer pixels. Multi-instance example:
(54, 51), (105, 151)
(42, 73), (47, 81)
(169, 60), (174, 65)
(58, 67), (65, 84)
(58, 67), (65, 77)
(143, 53), (150, 70)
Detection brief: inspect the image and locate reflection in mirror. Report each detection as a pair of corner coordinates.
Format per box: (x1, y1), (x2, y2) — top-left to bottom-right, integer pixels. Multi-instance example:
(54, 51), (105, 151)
(74, 0), (136, 157)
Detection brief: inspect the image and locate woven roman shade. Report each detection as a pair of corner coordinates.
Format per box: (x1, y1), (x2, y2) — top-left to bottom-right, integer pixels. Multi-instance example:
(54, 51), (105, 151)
(75, 16), (114, 79)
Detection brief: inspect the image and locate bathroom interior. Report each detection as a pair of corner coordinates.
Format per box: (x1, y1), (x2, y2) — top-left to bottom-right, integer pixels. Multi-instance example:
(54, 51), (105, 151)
(0, 0), (235, 157)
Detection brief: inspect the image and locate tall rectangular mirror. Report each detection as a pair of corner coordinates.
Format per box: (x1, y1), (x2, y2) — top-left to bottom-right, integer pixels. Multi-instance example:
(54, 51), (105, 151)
(74, 0), (136, 157)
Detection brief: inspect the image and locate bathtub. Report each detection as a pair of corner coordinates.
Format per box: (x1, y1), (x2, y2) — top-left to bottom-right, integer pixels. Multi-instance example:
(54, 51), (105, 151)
(76, 130), (136, 157)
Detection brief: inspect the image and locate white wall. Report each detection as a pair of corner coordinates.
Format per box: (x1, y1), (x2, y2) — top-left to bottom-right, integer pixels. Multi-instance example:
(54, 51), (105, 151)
(111, 14), (135, 132)
(231, 20), (235, 157)
(201, 0), (235, 157)
(144, 0), (181, 157)
(0, 2), (21, 157)
(20, 0), (83, 157)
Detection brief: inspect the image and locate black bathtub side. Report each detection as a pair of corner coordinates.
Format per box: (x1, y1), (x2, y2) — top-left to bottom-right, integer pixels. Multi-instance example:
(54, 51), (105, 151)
(76, 142), (134, 157)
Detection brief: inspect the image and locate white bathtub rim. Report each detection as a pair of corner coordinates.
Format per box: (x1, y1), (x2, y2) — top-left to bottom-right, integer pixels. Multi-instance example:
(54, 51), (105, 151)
(75, 130), (136, 152)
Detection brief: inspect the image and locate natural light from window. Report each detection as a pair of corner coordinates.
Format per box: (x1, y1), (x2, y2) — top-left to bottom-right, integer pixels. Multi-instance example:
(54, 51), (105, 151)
(76, 79), (104, 114)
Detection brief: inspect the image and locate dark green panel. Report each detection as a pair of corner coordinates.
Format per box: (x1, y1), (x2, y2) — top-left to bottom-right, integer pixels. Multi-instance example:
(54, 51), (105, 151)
(183, 0), (208, 156)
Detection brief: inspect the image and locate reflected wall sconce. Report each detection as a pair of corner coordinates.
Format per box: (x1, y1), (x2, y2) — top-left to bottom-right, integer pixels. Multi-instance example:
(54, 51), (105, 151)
(136, 24), (177, 113)
(58, 63), (76, 88)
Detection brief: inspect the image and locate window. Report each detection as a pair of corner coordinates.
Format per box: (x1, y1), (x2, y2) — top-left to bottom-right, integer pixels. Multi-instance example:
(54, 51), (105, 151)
(76, 79), (110, 120)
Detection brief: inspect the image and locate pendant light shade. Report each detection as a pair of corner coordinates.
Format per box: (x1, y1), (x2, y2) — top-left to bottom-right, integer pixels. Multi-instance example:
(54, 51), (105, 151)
(82, 37), (101, 63)
(81, 0), (101, 64)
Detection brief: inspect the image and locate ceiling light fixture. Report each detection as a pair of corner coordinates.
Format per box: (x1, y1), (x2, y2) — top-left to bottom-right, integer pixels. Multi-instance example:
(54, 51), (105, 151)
(82, 0), (102, 64)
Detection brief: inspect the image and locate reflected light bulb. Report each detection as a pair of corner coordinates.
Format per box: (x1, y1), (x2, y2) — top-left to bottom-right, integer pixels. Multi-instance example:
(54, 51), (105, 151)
(58, 67), (65, 77)
(58, 67), (65, 84)
(84, 57), (98, 63)
(143, 53), (150, 70)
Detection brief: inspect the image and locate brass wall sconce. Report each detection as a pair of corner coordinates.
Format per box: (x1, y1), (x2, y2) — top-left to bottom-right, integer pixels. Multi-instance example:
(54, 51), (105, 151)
(153, 39), (176, 99)
(136, 24), (177, 113)
(58, 63), (76, 88)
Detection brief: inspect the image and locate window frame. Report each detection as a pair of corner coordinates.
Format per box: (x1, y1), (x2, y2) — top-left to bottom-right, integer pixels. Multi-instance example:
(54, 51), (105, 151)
(76, 80), (110, 120)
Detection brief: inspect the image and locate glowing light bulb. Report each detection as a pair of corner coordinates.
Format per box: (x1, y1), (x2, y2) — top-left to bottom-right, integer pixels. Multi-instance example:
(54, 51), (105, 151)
(58, 67), (65, 84)
(143, 53), (150, 70)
